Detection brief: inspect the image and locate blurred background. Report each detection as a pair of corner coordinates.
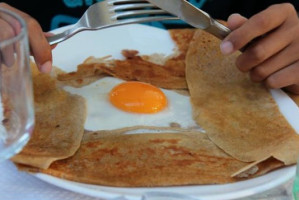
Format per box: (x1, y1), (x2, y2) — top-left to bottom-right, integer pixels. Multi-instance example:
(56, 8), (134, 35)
(3, 0), (299, 31)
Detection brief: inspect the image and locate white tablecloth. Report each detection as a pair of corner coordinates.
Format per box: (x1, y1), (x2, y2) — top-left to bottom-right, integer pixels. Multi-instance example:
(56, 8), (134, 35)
(0, 160), (295, 200)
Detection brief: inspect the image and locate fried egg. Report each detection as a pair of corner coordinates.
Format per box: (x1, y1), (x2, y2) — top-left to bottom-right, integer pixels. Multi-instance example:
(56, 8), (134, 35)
(109, 81), (168, 114)
(64, 77), (198, 131)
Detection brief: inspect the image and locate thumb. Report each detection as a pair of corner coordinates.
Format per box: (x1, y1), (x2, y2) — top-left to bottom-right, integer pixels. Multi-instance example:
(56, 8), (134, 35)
(227, 13), (248, 30)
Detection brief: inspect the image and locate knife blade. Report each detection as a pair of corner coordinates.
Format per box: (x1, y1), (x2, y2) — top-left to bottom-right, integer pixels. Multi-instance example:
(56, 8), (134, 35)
(147, 0), (231, 39)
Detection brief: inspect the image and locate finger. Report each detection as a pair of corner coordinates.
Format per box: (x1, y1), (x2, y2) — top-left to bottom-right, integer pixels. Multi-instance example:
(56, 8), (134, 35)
(264, 60), (299, 89)
(221, 3), (297, 54)
(0, 5), (22, 35)
(0, 19), (15, 66)
(26, 18), (52, 73)
(0, 3), (52, 73)
(236, 23), (299, 72)
(227, 13), (248, 30)
(220, 14), (247, 54)
(44, 32), (58, 50)
(249, 40), (299, 82)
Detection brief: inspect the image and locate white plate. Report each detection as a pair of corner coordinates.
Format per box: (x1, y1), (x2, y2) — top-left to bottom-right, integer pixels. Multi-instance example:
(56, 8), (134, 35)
(35, 24), (298, 200)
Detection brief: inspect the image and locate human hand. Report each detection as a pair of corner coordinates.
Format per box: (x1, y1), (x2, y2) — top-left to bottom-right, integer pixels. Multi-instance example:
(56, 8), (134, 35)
(220, 3), (299, 94)
(0, 3), (54, 73)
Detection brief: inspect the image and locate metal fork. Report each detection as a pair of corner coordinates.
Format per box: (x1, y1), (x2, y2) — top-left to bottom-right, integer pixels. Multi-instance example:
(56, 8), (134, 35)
(47, 0), (177, 45)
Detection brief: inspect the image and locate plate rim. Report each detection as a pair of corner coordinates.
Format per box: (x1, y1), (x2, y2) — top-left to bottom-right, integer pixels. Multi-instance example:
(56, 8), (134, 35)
(34, 165), (295, 200)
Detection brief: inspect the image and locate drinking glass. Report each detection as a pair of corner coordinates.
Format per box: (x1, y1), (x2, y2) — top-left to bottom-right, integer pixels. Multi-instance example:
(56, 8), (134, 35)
(294, 158), (299, 200)
(0, 8), (34, 161)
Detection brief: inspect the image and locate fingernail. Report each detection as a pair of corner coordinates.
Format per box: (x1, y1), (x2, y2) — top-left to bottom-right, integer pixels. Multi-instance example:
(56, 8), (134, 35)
(40, 61), (52, 73)
(230, 13), (242, 18)
(220, 41), (234, 55)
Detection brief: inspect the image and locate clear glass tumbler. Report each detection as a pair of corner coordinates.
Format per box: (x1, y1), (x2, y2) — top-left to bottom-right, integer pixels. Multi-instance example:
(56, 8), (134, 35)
(294, 158), (299, 200)
(0, 8), (34, 161)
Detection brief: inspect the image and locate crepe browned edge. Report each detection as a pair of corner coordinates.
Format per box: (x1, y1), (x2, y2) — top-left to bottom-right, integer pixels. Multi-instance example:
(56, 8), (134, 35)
(16, 131), (285, 187)
(52, 65), (104, 88)
(11, 65), (87, 169)
(56, 29), (196, 89)
(185, 29), (299, 165)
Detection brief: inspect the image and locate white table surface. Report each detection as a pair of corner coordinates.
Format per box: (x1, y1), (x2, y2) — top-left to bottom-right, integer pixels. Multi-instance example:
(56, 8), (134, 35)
(0, 160), (295, 200)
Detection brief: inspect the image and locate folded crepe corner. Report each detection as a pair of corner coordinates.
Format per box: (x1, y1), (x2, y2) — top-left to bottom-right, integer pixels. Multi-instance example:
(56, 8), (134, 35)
(11, 64), (87, 169)
(231, 156), (284, 178)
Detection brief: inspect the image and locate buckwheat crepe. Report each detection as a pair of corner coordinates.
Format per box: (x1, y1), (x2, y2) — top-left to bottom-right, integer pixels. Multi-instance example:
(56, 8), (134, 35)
(186, 29), (299, 165)
(13, 28), (296, 187)
(56, 29), (195, 89)
(11, 65), (87, 169)
(17, 130), (285, 186)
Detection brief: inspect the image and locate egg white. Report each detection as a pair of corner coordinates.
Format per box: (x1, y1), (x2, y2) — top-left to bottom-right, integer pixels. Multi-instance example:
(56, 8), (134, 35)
(64, 77), (198, 131)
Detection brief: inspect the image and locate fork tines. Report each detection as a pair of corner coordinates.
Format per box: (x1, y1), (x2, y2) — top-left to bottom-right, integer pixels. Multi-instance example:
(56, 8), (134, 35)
(107, 0), (176, 21)
(108, 0), (154, 6)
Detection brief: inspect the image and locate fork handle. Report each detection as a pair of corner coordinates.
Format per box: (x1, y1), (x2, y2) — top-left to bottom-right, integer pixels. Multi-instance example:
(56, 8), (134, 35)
(47, 32), (70, 45)
(47, 25), (84, 46)
(205, 19), (231, 40)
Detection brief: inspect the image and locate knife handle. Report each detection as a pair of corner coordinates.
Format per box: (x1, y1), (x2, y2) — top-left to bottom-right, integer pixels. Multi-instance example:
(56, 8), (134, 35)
(205, 19), (231, 40)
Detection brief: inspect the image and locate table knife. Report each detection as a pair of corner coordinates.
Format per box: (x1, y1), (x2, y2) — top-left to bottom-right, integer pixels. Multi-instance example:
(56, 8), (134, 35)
(147, 0), (231, 39)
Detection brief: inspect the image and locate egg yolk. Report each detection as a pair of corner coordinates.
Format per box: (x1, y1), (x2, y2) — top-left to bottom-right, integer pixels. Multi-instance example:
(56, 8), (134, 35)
(109, 81), (168, 114)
